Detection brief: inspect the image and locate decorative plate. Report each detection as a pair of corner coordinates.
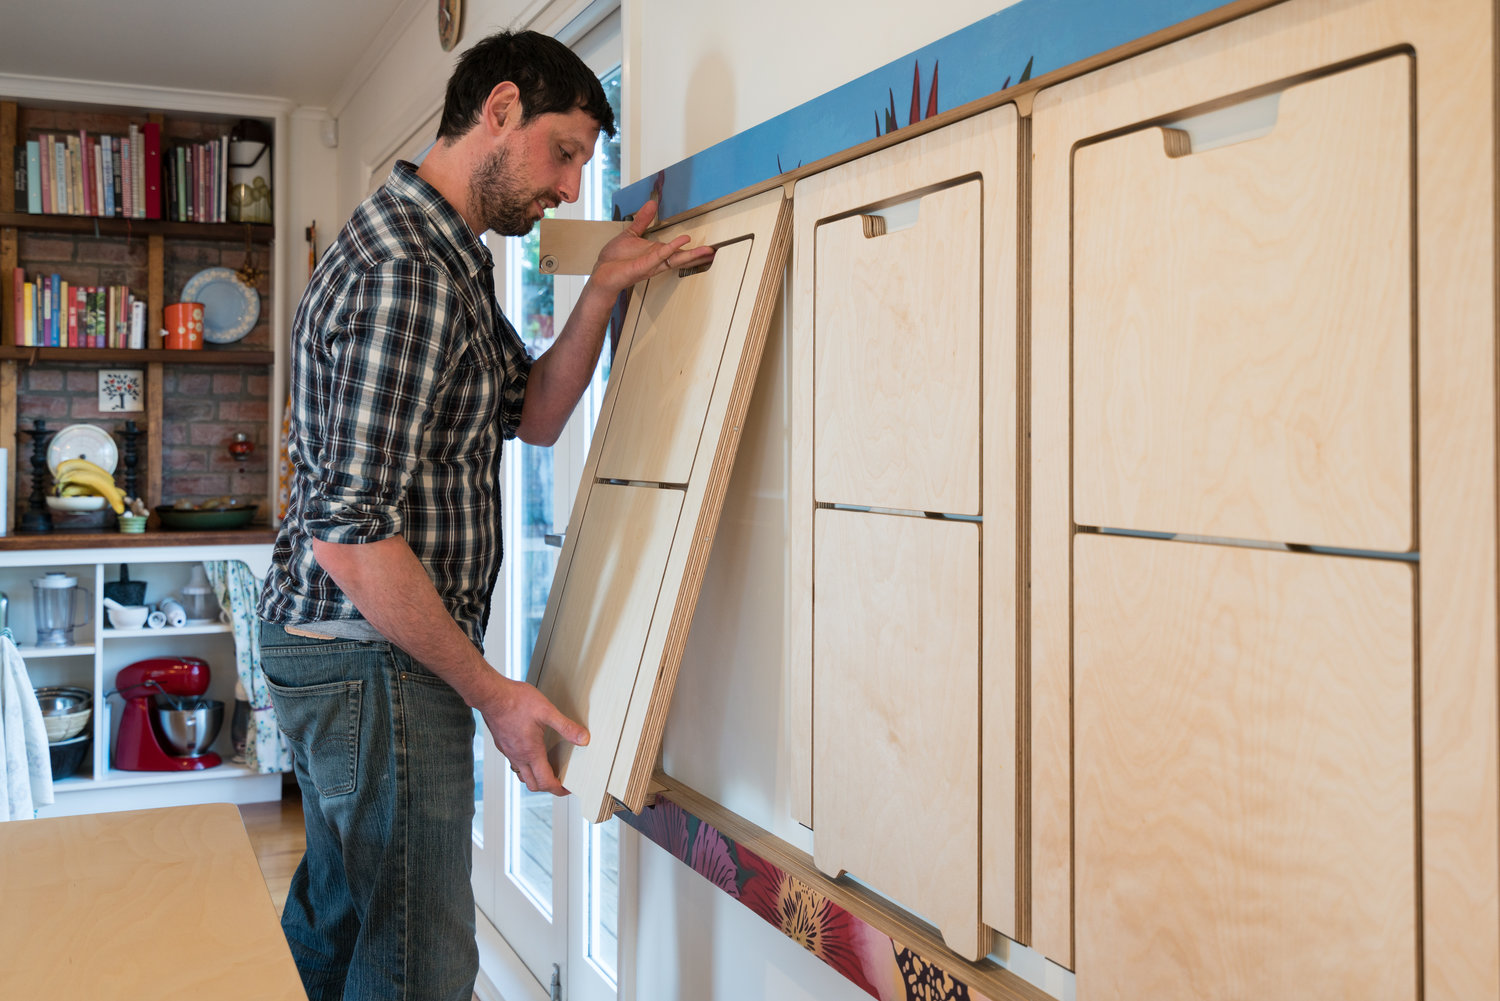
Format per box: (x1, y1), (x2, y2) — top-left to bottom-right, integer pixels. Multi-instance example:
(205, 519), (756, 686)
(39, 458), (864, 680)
(182, 267), (260, 344)
(47, 423), (119, 475)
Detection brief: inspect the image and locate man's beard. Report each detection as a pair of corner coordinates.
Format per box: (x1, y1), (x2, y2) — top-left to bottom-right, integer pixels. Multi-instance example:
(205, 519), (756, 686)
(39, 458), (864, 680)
(470, 145), (550, 237)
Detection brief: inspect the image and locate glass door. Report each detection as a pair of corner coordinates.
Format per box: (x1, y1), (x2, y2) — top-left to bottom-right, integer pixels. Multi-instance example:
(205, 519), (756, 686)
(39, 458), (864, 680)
(475, 10), (631, 1001)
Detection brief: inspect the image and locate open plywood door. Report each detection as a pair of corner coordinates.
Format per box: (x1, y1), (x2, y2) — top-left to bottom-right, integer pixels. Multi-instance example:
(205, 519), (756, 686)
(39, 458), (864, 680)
(529, 187), (792, 823)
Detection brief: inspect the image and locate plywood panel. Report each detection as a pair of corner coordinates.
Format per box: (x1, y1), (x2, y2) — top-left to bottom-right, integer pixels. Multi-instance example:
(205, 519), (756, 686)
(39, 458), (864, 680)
(595, 237), (754, 484)
(812, 508), (982, 960)
(530, 187), (793, 822)
(1072, 534), (1416, 1001)
(533, 482), (682, 812)
(813, 179), (981, 514)
(1073, 57), (1412, 550)
(1030, 3), (1497, 986)
(789, 104), (1019, 941)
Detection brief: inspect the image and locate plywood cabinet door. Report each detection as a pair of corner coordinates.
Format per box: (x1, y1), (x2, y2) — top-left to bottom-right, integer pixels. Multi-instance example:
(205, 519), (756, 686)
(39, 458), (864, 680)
(1072, 534), (1417, 1001)
(790, 104), (1019, 942)
(1032, 5), (1499, 990)
(1071, 56), (1413, 551)
(530, 188), (793, 822)
(812, 507), (982, 960)
(813, 180), (982, 515)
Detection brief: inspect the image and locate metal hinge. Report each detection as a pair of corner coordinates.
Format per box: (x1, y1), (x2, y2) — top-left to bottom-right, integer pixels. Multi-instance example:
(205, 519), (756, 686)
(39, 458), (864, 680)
(550, 963), (562, 1001)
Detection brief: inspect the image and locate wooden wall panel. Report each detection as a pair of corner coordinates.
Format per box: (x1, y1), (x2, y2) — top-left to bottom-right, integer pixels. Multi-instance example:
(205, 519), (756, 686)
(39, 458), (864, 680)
(789, 104), (1019, 940)
(1072, 57), (1412, 550)
(812, 508), (982, 960)
(533, 482), (682, 815)
(530, 188), (793, 822)
(595, 238), (754, 485)
(1073, 534), (1416, 1001)
(1031, 3), (1497, 994)
(813, 180), (981, 514)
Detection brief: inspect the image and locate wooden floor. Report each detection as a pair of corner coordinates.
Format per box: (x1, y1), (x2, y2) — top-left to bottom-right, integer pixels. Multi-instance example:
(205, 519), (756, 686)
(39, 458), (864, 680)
(238, 785), (484, 1001)
(239, 782), (305, 916)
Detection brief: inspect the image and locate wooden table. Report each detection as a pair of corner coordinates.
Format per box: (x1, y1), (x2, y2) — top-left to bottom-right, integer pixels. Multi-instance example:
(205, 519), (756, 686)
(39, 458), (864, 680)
(0, 802), (305, 999)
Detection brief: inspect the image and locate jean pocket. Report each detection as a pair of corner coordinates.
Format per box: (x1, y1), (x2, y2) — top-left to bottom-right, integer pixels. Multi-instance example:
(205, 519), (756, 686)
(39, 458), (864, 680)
(263, 674), (363, 797)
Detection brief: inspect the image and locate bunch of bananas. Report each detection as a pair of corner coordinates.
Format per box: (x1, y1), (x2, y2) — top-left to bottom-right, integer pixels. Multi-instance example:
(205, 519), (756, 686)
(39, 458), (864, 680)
(54, 458), (126, 514)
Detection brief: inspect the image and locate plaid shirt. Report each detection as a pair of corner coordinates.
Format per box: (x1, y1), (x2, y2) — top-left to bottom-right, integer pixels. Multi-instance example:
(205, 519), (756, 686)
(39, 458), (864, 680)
(258, 161), (532, 645)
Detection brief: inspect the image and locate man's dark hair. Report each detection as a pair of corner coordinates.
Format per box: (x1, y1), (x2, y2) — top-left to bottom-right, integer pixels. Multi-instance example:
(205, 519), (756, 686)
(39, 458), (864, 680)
(437, 30), (615, 141)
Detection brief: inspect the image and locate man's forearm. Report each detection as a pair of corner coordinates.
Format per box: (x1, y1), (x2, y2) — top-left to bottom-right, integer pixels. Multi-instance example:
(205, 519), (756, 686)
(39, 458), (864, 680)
(515, 281), (616, 445)
(309, 534), (499, 707)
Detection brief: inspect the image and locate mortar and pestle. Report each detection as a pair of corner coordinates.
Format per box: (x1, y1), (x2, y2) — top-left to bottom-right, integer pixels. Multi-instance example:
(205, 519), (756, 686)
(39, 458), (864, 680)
(103, 565), (147, 607)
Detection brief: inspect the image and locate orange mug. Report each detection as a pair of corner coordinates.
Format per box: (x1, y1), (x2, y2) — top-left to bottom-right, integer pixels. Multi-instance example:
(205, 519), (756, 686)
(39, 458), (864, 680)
(162, 302), (205, 350)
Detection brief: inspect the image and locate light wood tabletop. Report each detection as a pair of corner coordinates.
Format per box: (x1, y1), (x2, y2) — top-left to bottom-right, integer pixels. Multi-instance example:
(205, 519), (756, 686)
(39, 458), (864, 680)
(0, 802), (305, 999)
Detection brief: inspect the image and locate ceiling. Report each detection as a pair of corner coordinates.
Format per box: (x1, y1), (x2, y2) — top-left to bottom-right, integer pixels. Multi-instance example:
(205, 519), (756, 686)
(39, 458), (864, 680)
(0, 0), (419, 109)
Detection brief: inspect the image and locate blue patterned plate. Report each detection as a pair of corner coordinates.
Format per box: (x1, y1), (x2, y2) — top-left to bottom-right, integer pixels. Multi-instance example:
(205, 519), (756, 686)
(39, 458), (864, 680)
(182, 267), (260, 344)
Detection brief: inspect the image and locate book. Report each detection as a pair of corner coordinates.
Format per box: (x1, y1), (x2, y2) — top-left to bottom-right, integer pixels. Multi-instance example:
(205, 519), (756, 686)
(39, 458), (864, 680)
(101, 136), (114, 217)
(143, 122), (161, 219)
(66, 282), (78, 348)
(35, 138), (49, 214)
(11, 269), (22, 345)
(130, 298), (146, 348)
(110, 139), (122, 217)
(47, 136), (61, 214)
(77, 130), (90, 216)
(65, 134), (82, 216)
(120, 133), (132, 218)
(22, 280), (34, 347)
(131, 128), (145, 218)
(13, 146), (25, 212)
(93, 138), (105, 217)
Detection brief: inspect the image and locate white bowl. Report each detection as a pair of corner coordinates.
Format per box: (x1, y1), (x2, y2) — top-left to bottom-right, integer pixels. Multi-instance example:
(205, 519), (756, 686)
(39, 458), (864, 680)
(46, 494), (108, 511)
(106, 605), (151, 629)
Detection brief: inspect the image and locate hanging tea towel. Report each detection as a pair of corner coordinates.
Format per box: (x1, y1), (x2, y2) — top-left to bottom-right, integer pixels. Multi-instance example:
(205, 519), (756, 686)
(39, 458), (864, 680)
(0, 631), (53, 820)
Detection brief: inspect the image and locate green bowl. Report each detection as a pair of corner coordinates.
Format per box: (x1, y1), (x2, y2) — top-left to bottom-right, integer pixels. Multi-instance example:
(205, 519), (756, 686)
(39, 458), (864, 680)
(155, 505), (257, 530)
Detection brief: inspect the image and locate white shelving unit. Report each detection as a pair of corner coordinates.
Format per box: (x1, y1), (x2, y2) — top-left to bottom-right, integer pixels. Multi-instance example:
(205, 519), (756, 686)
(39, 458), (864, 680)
(1, 540), (282, 817)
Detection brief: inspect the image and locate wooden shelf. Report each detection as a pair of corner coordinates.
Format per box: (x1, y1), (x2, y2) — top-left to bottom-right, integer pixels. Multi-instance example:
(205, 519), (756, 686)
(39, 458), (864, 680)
(0, 211), (273, 243)
(0, 346), (273, 365)
(0, 527), (276, 550)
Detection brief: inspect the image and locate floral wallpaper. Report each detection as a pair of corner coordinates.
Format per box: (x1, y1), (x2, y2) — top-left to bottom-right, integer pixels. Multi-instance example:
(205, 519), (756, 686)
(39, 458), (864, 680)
(621, 796), (1002, 1001)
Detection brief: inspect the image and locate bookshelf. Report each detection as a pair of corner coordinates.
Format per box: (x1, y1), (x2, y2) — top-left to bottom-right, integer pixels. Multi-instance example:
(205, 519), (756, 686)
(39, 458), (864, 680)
(0, 97), (281, 542)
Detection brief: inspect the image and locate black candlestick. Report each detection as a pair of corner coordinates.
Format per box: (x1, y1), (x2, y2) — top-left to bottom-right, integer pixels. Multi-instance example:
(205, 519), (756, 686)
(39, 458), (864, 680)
(19, 419), (55, 534)
(119, 420), (143, 503)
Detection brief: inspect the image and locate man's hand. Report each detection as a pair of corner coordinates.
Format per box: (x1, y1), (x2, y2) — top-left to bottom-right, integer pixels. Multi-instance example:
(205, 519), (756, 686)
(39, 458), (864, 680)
(476, 675), (590, 794)
(588, 199), (714, 297)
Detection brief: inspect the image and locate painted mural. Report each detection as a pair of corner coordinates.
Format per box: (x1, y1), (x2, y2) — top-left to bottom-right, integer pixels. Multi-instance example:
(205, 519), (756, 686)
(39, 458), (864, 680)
(614, 0), (1235, 221)
(621, 796), (1004, 1001)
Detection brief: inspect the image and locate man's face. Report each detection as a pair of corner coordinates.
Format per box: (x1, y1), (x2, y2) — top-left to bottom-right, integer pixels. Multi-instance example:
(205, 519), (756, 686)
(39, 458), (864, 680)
(470, 105), (601, 237)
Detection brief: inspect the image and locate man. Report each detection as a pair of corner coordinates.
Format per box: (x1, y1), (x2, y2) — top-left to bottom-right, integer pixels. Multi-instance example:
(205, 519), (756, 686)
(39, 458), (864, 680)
(257, 29), (712, 1001)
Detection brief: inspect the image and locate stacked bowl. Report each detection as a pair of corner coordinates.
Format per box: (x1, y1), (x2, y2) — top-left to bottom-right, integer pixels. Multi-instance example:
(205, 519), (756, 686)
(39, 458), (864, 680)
(35, 685), (92, 779)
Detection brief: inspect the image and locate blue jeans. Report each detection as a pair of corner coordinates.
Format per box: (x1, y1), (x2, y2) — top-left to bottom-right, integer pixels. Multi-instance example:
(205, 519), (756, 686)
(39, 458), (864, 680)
(259, 621), (478, 1001)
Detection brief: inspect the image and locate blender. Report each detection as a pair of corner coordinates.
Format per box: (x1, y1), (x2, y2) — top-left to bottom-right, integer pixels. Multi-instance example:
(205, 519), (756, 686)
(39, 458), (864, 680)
(31, 572), (91, 647)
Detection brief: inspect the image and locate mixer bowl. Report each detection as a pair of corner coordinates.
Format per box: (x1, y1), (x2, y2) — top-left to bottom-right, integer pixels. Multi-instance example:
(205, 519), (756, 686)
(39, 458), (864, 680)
(152, 699), (224, 756)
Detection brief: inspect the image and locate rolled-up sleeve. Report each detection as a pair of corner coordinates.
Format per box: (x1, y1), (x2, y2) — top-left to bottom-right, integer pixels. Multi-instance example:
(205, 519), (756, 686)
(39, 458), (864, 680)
(302, 259), (458, 544)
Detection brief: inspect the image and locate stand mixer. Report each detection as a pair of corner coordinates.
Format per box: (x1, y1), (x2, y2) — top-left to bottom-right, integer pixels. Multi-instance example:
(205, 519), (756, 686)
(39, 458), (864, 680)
(112, 657), (223, 771)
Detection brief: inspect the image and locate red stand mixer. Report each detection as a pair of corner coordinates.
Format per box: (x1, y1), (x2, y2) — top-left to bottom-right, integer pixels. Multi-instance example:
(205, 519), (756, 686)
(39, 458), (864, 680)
(112, 657), (224, 771)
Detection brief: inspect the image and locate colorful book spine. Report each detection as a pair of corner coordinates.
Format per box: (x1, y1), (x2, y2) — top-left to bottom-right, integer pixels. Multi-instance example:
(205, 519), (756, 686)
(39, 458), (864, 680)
(22, 280), (34, 347)
(131, 130), (144, 219)
(25, 141), (41, 214)
(120, 133), (132, 218)
(143, 121), (161, 220)
(101, 136), (114, 217)
(111, 139), (123, 217)
(65, 134), (81, 215)
(92, 138), (104, 217)
(11, 269), (22, 345)
(37, 137), (50, 213)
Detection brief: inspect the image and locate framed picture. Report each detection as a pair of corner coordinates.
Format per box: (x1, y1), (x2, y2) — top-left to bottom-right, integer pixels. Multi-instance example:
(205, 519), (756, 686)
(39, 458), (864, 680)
(99, 369), (144, 413)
